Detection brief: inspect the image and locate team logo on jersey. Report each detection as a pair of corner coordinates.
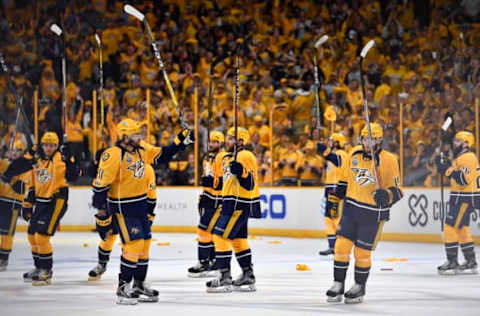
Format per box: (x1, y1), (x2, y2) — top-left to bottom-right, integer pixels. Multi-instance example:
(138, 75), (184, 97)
(351, 168), (375, 186)
(126, 156), (132, 163)
(35, 168), (51, 184)
(131, 227), (140, 235)
(127, 160), (145, 178)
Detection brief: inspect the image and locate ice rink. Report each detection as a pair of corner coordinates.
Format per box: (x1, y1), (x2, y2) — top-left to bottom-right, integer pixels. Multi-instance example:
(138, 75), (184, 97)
(1, 232), (479, 316)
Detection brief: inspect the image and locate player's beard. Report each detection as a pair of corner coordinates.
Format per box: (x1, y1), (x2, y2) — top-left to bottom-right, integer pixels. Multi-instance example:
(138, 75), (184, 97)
(453, 144), (464, 157)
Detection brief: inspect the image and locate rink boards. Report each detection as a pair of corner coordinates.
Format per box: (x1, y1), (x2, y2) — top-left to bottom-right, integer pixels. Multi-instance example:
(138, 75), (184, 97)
(16, 187), (480, 243)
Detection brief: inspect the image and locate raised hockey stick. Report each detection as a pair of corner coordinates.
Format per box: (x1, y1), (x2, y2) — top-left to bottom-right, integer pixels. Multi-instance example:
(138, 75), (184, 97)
(0, 53), (35, 147)
(50, 23), (68, 144)
(312, 35), (329, 129)
(359, 40), (379, 188)
(94, 33), (105, 147)
(233, 56), (240, 161)
(124, 4), (187, 129)
(439, 116), (452, 232)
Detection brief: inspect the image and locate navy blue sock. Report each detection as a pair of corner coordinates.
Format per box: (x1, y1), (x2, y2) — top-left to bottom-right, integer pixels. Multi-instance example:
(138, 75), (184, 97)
(198, 242), (212, 262)
(354, 266), (370, 284)
(134, 259), (148, 282)
(333, 260), (348, 282)
(98, 246), (111, 266)
(120, 256), (137, 283)
(37, 253), (52, 270)
(235, 249), (252, 270)
(215, 250), (232, 271)
(327, 235), (336, 251)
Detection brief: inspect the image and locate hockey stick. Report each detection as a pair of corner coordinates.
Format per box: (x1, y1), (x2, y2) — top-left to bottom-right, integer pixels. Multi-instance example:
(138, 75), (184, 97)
(124, 4), (187, 129)
(50, 23), (68, 144)
(439, 116), (452, 232)
(0, 53), (35, 147)
(312, 35), (328, 129)
(94, 33), (105, 148)
(206, 53), (229, 153)
(359, 40), (379, 188)
(233, 56), (240, 161)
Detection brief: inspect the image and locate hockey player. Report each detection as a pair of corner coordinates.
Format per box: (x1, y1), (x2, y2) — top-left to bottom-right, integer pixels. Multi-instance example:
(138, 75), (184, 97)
(316, 133), (348, 256)
(0, 140), (31, 271)
(436, 131), (478, 274)
(326, 123), (403, 303)
(91, 119), (193, 304)
(188, 131), (226, 277)
(21, 132), (79, 285)
(206, 127), (261, 293)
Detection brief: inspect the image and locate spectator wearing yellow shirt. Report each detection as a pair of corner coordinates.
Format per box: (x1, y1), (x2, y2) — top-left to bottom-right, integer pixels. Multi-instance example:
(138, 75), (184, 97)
(297, 141), (324, 186)
(277, 134), (303, 186)
(288, 79), (315, 132)
(122, 75), (144, 108)
(248, 115), (270, 148)
(40, 67), (60, 101)
(66, 100), (86, 162)
(374, 76), (391, 105)
(139, 56), (159, 88)
(383, 58), (407, 93)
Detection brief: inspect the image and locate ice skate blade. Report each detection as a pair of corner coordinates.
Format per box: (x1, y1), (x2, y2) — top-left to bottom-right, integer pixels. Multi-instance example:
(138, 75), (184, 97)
(32, 279), (52, 286)
(437, 269), (459, 276)
(344, 296), (363, 304)
(206, 285), (233, 293)
(0, 266), (7, 272)
(138, 296), (159, 303)
(116, 297), (138, 305)
(88, 275), (102, 281)
(24, 278), (33, 283)
(188, 270), (218, 278)
(233, 284), (256, 292)
(326, 295), (343, 303)
(457, 268), (478, 275)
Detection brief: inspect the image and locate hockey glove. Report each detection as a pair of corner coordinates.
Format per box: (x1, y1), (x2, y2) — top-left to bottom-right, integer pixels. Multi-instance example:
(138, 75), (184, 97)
(200, 175), (214, 188)
(373, 189), (390, 208)
(21, 207), (32, 222)
(60, 142), (72, 160)
(94, 213), (113, 241)
(435, 155), (451, 176)
(229, 161), (243, 177)
(11, 180), (25, 194)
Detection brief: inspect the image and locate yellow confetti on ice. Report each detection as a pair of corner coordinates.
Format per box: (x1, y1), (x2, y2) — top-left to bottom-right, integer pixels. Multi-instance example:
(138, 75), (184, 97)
(152, 238), (158, 242)
(249, 235), (263, 240)
(83, 243), (89, 247)
(296, 264), (311, 271)
(267, 240), (282, 245)
(384, 257), (408, 262)
(157, 242), (170, 246)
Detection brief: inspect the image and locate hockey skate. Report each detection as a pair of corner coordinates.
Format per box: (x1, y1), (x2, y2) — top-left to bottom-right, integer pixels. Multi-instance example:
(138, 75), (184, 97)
(437, 260), (459, 275)
(116, 280), (139, 305)
(326, 281), (344, 302)
(458, 259), (478, 275)
(188, 260), (217, 278)
(344, 283), (365, 304)
(23, 268), (40, 282)
(0, 259), (7, 272)
(233, 266), (256, 292)
(88, 263), (106, 281)
(133, 280), (159, 303)
(31, 269), (52, 286)
(319, 249), (334, 256)
(206, 269), (233, 293)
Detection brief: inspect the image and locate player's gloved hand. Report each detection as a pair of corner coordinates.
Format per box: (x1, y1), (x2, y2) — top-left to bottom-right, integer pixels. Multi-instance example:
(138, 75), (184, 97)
(94, 213), (112, 241)
(1, 157), (33, 182)
(176, 129), (195, 146)
(373, 189), (390, 208)
(435, 155), (451, 175)
(317, 142), (331, 156)
(21, 207), (32, 222)
(229, 161), (243, 177)
(201, 175), (214, 187)
(11, 180), (25, 194)
(327, 194), (340, 218)
(60, 142), (72, 160)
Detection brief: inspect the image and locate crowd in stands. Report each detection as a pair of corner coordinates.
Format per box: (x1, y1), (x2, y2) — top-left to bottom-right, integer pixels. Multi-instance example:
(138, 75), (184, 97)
(1, 0), (480, 186)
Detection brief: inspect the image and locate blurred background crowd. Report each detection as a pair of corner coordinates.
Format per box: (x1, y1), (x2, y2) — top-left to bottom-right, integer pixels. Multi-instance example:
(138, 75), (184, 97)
(1, 0), (480, 186)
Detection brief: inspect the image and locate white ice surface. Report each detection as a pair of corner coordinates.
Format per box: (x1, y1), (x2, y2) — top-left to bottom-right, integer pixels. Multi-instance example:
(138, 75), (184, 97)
(1, 232), (479, 316)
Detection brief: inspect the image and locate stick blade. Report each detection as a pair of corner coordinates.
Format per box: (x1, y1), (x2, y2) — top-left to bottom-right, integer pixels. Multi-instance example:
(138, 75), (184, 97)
(95, 33), (101, 46)
(314, 35), (329, 49)
(50, 24), (63, 36)
(360, 40), (375, 58)
(124, 4), (145, 21)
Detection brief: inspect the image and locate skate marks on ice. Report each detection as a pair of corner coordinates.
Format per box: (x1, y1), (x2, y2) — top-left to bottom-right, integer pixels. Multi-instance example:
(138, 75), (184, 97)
(1, 233), (479, 316)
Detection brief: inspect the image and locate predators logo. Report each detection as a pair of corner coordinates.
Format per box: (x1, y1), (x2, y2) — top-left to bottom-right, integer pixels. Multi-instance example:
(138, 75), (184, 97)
(35, 168), (52, 184)
(352, 168), (375, 186)
(131, 227), (140, 235)
(127, 160), (145, 179)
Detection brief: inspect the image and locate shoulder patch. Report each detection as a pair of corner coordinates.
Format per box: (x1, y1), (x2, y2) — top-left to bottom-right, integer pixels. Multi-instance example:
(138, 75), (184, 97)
(102, 152), (110, 162)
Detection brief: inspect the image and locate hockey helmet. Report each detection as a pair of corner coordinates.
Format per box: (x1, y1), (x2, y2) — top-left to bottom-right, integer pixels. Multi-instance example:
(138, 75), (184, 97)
(209, 131), (225, 143)
(455, 131), (474, 147)
(41, 132), (59, 145)
(13, 140), (26, 151)
(227, 127), (250, 144)
(331, 133), (346, 148)
(116, 118), (141, 139)
(361, 123), (383, 139)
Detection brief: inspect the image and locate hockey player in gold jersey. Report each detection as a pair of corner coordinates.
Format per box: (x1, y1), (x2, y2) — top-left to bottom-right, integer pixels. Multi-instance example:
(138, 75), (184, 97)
(206, 127), (261, 293)
(326, 123), (403, 303)
(0, 140), (31, 271)
(316, 133), (348, 256)
(91, 119), (193, 304)
(188, 131), (226, 277)
(436, 131), (479, 274)
(21, 132), (79, 285)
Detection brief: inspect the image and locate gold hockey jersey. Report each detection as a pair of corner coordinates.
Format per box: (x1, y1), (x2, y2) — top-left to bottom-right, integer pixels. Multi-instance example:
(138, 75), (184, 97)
(446, 151), (480, 194)
(0, 159), (32, 204)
